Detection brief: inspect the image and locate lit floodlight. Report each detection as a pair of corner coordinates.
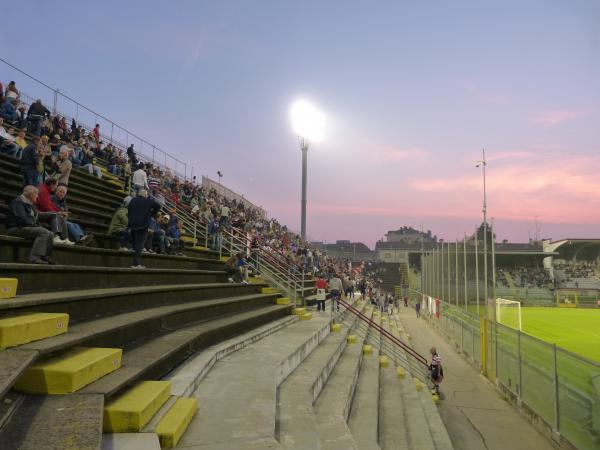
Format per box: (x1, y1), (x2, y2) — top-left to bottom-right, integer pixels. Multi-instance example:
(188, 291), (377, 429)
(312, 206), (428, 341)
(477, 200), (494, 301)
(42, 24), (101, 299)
(290, 100), (325, 143)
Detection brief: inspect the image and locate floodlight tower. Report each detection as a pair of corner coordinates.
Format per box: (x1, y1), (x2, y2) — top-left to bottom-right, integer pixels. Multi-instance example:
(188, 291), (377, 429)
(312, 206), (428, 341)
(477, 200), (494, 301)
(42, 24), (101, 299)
(476, 149), (488, 311)
(290, 100), (325, 241)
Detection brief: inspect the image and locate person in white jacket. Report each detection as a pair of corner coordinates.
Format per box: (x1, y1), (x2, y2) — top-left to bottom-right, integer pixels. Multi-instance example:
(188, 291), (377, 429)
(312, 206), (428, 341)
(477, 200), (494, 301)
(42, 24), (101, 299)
(132, 164), (148, 196)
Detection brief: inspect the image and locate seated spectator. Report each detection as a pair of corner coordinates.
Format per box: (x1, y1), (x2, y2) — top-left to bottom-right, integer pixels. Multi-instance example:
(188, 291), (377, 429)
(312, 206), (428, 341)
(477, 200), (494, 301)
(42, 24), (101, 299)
(56, 146), (72, 185)
(5, 185), (57, 264)
(1, 98), (17, 122)
(15, 128), (27, 152)
(165, 214), (184, 255)
(35, 178), (72, 244)
(27, 99), (50, 136)
(108, 196), (132, 250)
(21, 136), (41, 186)
(52, 184), (92, 244)
(225, 252), (244, 283)
(80, 147), (102, 178)
(0, 118), (21, 158)
(149, 213), (167, 254)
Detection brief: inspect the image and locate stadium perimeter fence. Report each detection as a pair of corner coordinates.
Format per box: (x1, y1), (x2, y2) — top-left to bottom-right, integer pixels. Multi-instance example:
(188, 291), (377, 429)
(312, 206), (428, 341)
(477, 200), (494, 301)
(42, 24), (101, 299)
(431, 301), (600, 450)
(418, 233), (600, 450)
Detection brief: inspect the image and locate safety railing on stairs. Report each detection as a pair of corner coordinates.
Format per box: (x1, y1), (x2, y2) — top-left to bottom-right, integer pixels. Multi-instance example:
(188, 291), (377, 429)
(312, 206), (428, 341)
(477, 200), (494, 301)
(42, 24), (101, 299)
(336, 298), (430, 381)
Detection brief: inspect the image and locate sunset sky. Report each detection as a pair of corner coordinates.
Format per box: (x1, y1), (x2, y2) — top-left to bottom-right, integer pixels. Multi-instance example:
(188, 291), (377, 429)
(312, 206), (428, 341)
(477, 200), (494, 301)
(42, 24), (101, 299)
(2, 1), (599, 248)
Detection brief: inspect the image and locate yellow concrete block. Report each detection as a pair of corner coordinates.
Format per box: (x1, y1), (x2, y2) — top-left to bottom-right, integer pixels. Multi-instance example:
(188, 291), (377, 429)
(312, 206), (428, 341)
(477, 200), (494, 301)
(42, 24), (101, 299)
(0, 312), (69, 349)
(15, 347), (122, 394)
(156, 397), (198, 448)
(193, 246), (209, 251)
(415, 380), (423, 392)
(331, 323), (341, 332)
(248, 277), (264, 284)
(363, 345), (373, 356)
(104, 381), (171, 432)
(277, 297), (291, 305)
(379, 356), (390, 368)
(0, 278), (18, 299)
(396, 367), (406, 379)
(219, 256), (229, 262)
(347, 335), (358, 344)
(432, 394), (440, 404)
(300, 313), (313, 321)
(261, 287), (279, 294)
(292, 307), (306, 315)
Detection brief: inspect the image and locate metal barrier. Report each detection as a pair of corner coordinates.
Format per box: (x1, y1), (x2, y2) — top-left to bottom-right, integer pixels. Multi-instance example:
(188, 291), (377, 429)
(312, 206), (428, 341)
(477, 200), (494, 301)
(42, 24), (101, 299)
(1, 58), (190, 180)
(424, 297), (600, 450)
(336, 298), (429, 381)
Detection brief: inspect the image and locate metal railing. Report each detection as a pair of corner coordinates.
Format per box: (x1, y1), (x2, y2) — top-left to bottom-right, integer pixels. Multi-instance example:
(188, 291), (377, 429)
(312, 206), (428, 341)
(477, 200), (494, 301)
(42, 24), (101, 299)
(336, 298), (429, 381)
(1, 58), (190, 180)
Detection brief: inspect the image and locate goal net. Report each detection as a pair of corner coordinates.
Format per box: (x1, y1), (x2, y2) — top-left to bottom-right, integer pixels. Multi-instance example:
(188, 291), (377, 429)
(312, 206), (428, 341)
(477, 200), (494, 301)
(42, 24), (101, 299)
(556, 289), (579, 308)
(496, 298), (522, 331)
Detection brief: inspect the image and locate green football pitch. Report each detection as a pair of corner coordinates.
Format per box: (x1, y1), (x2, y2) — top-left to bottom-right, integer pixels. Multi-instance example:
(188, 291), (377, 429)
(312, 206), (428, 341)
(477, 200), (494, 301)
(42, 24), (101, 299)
(497, 307), (600, 362)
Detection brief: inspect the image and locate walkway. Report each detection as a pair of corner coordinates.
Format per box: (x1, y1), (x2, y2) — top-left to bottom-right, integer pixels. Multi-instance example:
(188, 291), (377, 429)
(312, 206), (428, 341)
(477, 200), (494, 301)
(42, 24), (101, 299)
(396, 307), (556, 450)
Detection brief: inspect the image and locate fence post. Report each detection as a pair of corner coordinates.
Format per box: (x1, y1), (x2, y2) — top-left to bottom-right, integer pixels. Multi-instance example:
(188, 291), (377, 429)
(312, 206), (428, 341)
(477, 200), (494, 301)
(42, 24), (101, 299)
(193, 221), (197, 245)
(517, 330), (522, 400)
(472, 325), (475, 363)
(553, 344), (560, 433)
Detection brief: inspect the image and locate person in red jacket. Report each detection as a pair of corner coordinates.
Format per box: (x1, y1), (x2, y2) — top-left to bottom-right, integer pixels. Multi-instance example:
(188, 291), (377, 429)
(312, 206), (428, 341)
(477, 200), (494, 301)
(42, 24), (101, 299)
(315, 274), (328, 312)
(35, 178), (72, 244)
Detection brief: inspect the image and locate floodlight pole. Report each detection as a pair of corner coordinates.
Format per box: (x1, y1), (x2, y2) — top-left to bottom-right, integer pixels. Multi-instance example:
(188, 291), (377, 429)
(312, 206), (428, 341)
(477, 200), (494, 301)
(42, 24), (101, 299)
(300, 137), (309, 241)
(478, 148), (489, 315)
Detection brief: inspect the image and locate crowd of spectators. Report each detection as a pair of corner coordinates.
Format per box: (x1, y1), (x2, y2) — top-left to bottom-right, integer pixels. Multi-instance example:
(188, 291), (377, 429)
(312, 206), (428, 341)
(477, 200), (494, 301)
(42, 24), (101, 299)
(496, 266), (552, 289)
(1, 79), (371, 283)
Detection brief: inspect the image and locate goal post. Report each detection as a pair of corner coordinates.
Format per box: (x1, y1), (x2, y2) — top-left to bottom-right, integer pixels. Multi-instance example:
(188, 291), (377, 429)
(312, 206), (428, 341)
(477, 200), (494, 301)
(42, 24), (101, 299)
(496, 298), (522, 331)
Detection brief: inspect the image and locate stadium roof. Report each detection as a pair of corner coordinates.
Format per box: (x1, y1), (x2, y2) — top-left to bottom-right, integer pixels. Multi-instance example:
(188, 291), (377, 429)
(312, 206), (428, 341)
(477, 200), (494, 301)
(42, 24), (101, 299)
(544, 239), (600, 259)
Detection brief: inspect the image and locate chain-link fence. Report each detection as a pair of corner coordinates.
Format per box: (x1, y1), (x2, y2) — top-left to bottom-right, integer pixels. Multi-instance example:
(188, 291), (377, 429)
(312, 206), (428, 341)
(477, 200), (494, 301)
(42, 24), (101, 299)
(427, 300), (600, 450)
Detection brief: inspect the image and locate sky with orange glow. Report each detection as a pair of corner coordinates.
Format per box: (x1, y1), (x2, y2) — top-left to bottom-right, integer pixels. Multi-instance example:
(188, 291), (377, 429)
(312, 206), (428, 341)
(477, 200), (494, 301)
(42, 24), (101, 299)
(2, 1), (599, 248)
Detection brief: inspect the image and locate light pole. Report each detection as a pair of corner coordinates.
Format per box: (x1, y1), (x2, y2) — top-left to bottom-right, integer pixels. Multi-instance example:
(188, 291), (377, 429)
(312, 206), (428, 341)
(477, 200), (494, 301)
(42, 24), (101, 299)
(217, 170), (223, 185)
(476, 148), (488, 313)
(291, 100), (325, 241)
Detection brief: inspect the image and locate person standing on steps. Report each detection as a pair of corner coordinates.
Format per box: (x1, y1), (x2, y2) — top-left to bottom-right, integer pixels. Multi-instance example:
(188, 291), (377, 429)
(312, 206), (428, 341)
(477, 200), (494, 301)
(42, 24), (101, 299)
(429, 346), (444, 395)
(315, 274), (327, 312)
(328, 272), (343, 312)
(416, 300), (421, 318)
(127, 189), (160, 268)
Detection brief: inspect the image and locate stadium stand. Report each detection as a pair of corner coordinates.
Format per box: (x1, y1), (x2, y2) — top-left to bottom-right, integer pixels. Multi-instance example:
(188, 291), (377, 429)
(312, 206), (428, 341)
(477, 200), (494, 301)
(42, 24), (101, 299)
(0, 79), (451, 449)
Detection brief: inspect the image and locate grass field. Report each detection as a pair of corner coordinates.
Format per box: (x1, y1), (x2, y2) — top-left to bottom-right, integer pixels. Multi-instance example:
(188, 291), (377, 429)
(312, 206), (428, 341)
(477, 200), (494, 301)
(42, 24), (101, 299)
(496, 307), (600, 362)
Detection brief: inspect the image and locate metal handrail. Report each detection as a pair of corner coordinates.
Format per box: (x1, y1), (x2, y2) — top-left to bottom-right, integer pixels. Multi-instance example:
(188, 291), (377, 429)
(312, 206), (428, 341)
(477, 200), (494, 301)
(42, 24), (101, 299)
(337, 298), (429, 367)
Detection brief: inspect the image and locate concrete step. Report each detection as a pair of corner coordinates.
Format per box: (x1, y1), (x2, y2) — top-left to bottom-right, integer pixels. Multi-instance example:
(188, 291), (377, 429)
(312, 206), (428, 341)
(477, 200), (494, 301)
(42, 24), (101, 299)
(18, 293), (280, 356)
(174, 308), (334, 449)
(14, 346), (122, 394)
(0, 349), (38, 398)
(383, 316), (435, 450)
(348, 308), (381, 450)
(313, 306), (368, 450)
(393, 314), (454, 450)
(80, 304), (291, 398)
(0, 234), (221, 268)
(0, 263), (226, 294)
(278, 302), (362, 449)
(0, 393), (104, 450)
(104, 380), (171, 432)
(101, 433), (161, 450)
(0, 283), (267, 323)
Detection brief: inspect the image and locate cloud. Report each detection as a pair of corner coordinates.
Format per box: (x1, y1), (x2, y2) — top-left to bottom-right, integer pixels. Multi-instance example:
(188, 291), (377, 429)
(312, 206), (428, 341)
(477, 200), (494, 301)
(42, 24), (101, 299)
(408, 153), (600, 223)
(529, 109), (585, 127)
(362, 141), (430, 164)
